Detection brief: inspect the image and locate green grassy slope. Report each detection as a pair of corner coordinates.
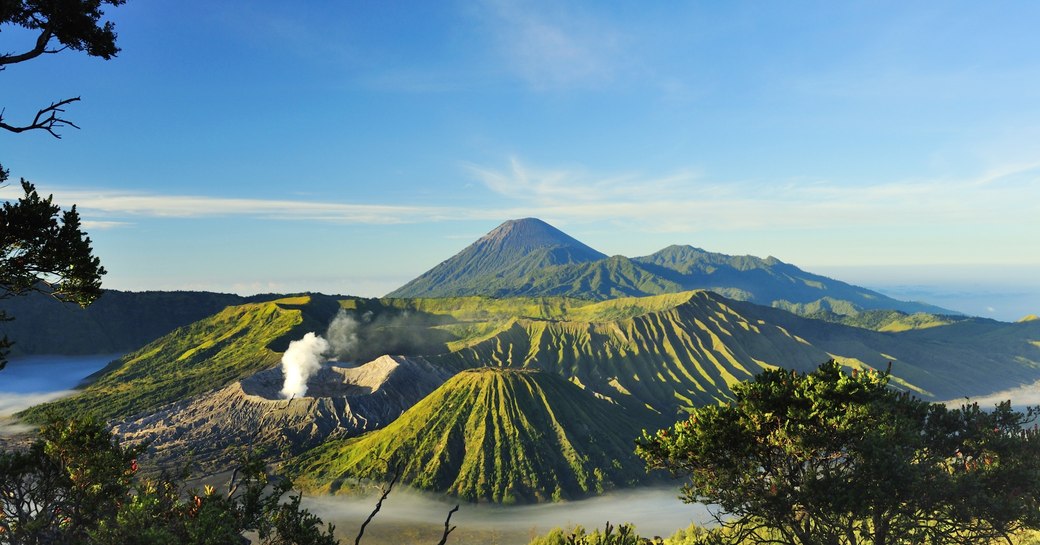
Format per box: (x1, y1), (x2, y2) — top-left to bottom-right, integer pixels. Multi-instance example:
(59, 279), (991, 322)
(20, 294), (340, 422)
(23, 291), (1038, 430)
(291, 368), (652, 503)
(432, 291), (839, 415)
(724, 300), (1040, 399)
(797, 308), (964, 332)
(406, 291), (1038, 411)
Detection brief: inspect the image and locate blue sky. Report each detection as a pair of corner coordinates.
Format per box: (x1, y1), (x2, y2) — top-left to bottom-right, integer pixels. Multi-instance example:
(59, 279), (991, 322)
(2, 1), (1038, 319)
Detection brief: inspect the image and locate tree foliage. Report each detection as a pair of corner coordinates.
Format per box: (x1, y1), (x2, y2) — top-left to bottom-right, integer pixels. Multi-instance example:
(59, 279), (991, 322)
(0, 415), (337, 545)
(636, 360), (1040, 545)
(526, 522), (659, 545)
(0, 168), (106, 368)
(1, 0), (124, 137)
(1, 0), (122, 367)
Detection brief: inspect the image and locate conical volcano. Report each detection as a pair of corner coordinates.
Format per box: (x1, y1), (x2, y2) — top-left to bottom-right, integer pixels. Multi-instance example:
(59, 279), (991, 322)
(387, 218), (607, 298)
(291, 367), (650, 503)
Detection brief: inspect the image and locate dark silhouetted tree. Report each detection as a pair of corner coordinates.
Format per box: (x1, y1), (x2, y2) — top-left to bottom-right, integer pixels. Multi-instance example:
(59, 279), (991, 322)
(1, 0), (124, 138)
(0, 166), (105, 367)
(0, 416), (339, 545)
(0, 0), (124, 367)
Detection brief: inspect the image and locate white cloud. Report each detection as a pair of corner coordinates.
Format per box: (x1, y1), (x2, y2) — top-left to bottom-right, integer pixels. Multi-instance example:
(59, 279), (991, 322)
(0, 186), (463, 225)
(951, 378), (1040, 409)
(81, 220), (134, 230)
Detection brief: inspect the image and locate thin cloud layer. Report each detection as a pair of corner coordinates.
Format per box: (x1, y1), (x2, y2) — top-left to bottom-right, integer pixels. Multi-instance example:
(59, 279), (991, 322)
(0, 186), (460, 225)
(2, 158), (1036, 259)
(467, 157), (1040, 236)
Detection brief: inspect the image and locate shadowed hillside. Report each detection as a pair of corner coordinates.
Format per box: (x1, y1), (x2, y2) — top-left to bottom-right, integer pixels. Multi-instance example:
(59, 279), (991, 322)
(0, 290), (254, 356)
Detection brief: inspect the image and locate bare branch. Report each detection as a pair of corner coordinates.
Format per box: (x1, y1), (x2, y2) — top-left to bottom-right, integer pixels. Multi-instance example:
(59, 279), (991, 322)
(435, 505), (459, 545)
(354, 462), (401, 545)
(0, 97), (82, 138)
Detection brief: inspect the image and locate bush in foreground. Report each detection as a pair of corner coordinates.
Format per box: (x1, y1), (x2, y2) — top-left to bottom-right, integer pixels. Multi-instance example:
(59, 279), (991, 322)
(637, 360), (1040, 545)
(0, 416), (335, 545)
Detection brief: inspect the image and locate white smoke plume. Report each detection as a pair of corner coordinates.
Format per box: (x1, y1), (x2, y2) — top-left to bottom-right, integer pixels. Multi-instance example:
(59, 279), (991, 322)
(280, 332), (331, 399)
(325, 310), (361, 360)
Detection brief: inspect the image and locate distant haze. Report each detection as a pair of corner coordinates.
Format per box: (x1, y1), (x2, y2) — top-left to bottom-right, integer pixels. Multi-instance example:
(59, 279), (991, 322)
(812, 264), (1040, 322)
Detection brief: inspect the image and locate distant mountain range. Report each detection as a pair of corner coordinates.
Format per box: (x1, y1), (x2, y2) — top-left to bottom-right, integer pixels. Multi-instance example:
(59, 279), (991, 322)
(389, 218), (954, 317)
(0, 218), (974, 360)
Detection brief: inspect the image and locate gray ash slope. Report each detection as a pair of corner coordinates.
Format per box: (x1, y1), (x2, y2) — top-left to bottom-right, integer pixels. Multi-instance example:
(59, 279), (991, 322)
(115, 355), (452, 473)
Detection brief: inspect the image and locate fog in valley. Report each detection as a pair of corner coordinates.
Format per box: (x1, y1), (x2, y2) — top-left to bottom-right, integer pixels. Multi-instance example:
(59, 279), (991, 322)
(0, 355), (119, 434)
(955, 379), (1040, 410)
(303, 486), (712, 545)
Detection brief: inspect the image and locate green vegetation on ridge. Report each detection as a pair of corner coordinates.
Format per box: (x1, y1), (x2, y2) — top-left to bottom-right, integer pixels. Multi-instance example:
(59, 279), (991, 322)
(24, 290), (1040, 428)
(20, 295), (336, 422)
(637, 361), (1040, 545)
(291, 368), (651, 503)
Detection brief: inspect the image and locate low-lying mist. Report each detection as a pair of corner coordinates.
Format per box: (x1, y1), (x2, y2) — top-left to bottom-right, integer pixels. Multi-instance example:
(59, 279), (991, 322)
(0, 354), (121, 435)
(302, 486), (712, 545)
(951, 379), (1040, 409)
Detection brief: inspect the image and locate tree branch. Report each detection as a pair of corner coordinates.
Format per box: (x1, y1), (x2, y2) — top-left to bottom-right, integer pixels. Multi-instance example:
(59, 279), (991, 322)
(435, 504), (459, 545)
(0, 97), (81, 138)
(354, 461), (401, 545)
(0, 27), (54, 67)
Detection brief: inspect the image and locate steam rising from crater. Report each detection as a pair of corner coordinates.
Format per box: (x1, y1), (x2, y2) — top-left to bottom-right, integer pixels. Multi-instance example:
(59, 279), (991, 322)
(279, 332), (330, 399)
(279, 308), (440, 398)
(326, 310), (362, 360)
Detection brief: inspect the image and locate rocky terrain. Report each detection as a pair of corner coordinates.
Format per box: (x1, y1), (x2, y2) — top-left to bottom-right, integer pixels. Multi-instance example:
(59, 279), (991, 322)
(115, 355), (452, 473)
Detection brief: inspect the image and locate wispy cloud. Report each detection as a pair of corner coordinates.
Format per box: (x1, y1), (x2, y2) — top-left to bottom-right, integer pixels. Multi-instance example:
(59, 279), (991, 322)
(466, 157), (1040, 235)
(3, 158), (1037, 255)
(0, 186), (464, 225)
(81, 220), (134, 230)
(474, 0), (624, 89)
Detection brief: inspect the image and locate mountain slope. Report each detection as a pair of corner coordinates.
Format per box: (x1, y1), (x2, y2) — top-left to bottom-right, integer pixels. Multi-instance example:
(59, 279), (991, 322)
(388, 219), (955, 317)
(26, 291), (1038, 427)
(426, 291), (1039, 414)
(20, 294), (342, 422)
(291, 368), (651, 503)
(388, 218), (607, 298)
(634, 245), (950, 314)
(15, 290), (1036, 506)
